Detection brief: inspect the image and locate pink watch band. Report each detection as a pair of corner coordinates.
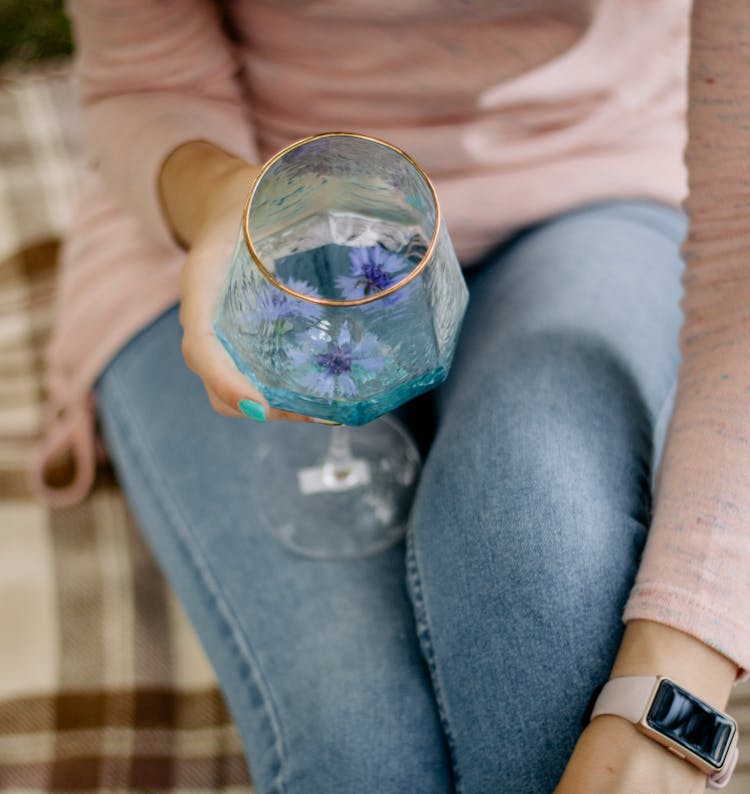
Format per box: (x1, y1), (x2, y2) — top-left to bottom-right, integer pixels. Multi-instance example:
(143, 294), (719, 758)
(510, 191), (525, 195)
(591, 675), (657, 723)
(590, 676), (739, 790)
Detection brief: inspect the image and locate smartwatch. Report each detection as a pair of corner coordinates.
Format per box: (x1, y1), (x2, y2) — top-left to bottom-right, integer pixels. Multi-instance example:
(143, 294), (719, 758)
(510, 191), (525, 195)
(588, 676), (739, 790)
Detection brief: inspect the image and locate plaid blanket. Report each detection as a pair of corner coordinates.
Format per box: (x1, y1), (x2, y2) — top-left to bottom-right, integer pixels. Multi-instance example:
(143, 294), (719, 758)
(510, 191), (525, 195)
(0, 63), (251, 791)
(1, 62), (748, 793)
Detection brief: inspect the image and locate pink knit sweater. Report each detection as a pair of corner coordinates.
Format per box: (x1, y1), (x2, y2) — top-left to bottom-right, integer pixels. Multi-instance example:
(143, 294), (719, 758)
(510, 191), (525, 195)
(36, 1), (749, 678)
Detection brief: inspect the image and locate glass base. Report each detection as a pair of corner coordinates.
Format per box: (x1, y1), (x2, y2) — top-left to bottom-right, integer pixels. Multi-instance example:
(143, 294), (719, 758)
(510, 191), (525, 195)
(253, 416), (420, 559)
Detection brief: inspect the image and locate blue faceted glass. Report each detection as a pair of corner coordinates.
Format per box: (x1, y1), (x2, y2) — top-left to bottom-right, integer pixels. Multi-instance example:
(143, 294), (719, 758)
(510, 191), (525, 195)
(215, 133), (468, 425)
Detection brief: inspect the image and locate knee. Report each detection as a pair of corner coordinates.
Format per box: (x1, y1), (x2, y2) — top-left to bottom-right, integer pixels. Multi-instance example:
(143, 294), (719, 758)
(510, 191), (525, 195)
(447, 328), (651, 512)
(412, 331), (650, 623)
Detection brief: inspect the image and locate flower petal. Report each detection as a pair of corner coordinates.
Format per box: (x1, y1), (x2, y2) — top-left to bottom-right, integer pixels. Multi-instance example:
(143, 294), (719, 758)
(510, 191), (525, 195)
(287, 347), (309, 366)
(338, 373), (359, 397)
(356, 330), (383, 355)
(382, 250), (409, 275)
(301, 370), (336, 401)
(348, 247), (370, 273)
(338, 322), (352, 347)
(335, 274), (362, 300)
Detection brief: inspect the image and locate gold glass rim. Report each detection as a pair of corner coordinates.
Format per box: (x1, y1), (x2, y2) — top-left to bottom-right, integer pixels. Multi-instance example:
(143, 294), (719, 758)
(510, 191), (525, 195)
(242, 131), (441, 307)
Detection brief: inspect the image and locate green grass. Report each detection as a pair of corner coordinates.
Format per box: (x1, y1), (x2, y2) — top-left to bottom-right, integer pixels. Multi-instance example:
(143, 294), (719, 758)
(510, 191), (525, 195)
(0, 0), (72, 64)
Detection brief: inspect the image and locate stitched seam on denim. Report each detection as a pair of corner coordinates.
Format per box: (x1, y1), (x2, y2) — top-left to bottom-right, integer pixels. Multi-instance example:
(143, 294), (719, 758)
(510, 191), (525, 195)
(102, 369), (287, 793)
(405, 528), (462, 793)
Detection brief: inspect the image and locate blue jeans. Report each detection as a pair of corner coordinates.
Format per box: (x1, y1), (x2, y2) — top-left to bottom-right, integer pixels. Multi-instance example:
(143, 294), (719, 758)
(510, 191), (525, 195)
(96, 200), (686, 793)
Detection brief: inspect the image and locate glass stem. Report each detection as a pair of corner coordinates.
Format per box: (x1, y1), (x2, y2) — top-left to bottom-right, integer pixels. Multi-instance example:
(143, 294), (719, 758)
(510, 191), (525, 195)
(325, 425), (355, 479)
(314, 424), (370, 490)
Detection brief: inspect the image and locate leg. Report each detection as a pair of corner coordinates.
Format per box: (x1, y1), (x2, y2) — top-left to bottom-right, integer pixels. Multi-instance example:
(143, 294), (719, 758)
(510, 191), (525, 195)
(406, 200), (687, 793)
(96, 306), (451, 794)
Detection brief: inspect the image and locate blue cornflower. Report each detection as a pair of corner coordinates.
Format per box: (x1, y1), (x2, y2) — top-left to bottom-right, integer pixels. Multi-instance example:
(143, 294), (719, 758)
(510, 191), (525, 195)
(246, 277), (321, 330)
(288, 322), (386, 401)
(336, 245), (411, 304)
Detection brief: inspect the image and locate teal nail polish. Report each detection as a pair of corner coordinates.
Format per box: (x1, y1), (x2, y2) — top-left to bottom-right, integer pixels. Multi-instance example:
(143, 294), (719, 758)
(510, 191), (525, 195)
(238, 399), (266, 422)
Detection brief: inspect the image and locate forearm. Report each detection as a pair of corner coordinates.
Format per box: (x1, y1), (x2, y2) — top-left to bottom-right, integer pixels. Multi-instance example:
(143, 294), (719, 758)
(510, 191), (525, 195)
(602, 0), (744, 723)
(619, 0), (750, 687)
(159, 141), (259, 248)
(611, 620), (737, 708)
(559, 3), (748, 788)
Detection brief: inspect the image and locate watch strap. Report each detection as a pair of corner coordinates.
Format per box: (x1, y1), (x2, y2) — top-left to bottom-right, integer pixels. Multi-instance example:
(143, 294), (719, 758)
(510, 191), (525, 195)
(709, 740), (739, 790)
(590, 675), (657, 723)
(590, 676), (740, 790)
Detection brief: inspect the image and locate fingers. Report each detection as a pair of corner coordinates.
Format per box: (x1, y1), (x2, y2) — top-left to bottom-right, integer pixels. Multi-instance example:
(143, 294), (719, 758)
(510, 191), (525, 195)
(182, 328), (313, 422)
(179, 206), (319, 423)
(178, 216), (240, 335)
(179, 216), (263, 417)
(182, 328), (264, 411)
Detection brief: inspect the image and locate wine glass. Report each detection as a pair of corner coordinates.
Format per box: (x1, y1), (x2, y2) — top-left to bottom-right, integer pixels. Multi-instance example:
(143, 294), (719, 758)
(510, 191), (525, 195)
(214, 132), (468, 559)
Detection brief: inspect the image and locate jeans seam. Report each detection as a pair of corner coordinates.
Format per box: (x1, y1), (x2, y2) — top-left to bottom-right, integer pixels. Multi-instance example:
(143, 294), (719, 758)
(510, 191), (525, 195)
(101, 367), (288, 793)
(405, 527), (462, 793)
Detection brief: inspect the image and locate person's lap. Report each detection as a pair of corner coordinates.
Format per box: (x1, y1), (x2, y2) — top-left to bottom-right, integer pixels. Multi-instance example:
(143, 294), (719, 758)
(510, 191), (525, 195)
(96, 198), (686, 794)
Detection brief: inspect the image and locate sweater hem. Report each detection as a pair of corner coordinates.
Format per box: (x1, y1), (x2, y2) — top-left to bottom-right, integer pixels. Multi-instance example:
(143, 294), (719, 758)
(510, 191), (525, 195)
(624, 583), (750, 684)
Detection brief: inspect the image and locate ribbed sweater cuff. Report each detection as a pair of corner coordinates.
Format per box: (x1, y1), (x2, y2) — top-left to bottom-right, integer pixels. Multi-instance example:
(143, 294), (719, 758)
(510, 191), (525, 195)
(624, 583), (750, 684)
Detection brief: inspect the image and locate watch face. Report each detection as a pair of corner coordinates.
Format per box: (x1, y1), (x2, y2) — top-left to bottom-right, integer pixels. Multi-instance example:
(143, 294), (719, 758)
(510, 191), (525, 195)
(646, 679), (735, 769)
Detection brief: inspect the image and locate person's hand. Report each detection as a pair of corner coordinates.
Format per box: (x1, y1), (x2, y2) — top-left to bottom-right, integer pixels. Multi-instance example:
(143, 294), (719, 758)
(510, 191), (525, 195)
(555, 620), (737, 794)
(160, 141), (314, 423)
(555, 715), (707, 794)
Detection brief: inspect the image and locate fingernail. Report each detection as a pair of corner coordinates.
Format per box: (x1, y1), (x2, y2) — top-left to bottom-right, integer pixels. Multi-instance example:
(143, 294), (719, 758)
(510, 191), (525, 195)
(238, 399), (266, 422)
(311, 418), (341, 425)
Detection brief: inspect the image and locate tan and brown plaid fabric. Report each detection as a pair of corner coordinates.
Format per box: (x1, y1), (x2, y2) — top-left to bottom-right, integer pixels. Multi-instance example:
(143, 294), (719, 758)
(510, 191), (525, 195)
(1, 62), (748, 793)
(0, 63), (251, 791)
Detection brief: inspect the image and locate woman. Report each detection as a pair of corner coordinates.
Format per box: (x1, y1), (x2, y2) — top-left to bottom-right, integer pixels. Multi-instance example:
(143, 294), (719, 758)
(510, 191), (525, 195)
(36, 1), (748, 791)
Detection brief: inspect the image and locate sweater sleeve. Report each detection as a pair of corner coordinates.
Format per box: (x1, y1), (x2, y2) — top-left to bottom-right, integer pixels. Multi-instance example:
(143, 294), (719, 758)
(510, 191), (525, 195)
(67, 0), (259, 249)
(623, 0), (750, 680)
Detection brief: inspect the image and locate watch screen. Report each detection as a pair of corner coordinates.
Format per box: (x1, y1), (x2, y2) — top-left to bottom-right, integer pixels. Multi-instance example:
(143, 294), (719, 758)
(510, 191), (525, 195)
(646, 679), (735, 768)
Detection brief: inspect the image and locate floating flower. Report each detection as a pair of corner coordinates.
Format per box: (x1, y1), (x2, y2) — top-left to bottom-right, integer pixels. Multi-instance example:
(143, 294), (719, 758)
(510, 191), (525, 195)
(288, 322), (387, 402)
(336, 245), (411, 305)
(244, 277), (322, 331)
